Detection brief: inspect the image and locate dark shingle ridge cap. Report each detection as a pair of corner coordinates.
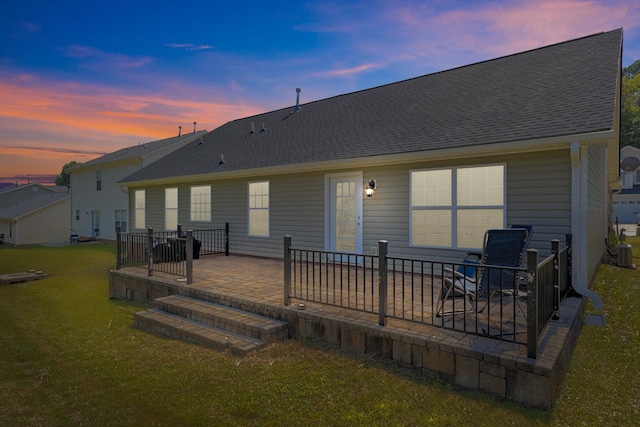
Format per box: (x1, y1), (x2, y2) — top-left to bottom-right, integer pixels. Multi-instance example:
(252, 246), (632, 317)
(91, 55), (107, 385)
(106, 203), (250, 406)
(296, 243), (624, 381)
(233, 29), (619, 120)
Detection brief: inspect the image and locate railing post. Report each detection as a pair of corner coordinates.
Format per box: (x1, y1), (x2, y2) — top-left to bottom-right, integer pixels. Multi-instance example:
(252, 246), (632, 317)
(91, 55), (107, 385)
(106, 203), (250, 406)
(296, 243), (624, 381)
(116, 226), (122, 270)
(378, 240), (388, 326)
(147, 228), (154, 277)
(284, 235), (292, 306)
(526, 248), (538, 359)
(186, 230), (193, 285)
(551, 239), (560, 320)
(225, 222), (230, 256)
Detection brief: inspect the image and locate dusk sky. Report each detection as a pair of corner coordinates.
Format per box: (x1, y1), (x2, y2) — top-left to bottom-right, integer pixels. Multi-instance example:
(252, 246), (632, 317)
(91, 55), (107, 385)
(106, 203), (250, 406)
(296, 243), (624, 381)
(1, 0), (639, 186)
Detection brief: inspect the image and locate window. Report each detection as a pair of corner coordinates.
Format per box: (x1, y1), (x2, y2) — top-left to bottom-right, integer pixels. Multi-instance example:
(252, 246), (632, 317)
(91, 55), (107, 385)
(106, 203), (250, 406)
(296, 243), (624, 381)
(249, 181), (269, 237)
(75, 209), (80, 221)
(115, 209), (127, 233)
(190, 185), (211, 222)
(411, 164), (505, 249)
(135, 190), (145, 229)
(165, 188), (178, 230)
(96, 170), (102, 191)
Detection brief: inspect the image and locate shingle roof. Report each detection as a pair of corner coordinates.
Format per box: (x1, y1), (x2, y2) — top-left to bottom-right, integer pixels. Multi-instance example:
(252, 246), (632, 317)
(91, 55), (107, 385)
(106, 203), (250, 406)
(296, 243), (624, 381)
(71, 130), (208, 171)
(0, 193), (70, 219)
(121, 29), (622, 184)
(0, 183), (64, 196)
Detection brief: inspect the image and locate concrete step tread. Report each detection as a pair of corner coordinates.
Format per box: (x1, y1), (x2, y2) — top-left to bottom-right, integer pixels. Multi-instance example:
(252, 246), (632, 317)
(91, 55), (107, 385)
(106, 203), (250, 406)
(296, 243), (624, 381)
(135, 309), (265, 355)
(155, 295), (287, 332)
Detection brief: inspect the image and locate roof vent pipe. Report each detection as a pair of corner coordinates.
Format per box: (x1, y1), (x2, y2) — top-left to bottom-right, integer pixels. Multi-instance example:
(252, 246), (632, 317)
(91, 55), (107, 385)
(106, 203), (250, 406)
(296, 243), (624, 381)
(178, 126), (182, 136)
(193, 121), (197, 133)
(294, 88), (301, 112)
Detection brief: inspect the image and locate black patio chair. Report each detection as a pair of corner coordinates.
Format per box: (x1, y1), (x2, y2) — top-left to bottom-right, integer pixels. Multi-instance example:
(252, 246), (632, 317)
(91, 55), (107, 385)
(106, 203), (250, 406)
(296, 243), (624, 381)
(436, 227), (531, 317)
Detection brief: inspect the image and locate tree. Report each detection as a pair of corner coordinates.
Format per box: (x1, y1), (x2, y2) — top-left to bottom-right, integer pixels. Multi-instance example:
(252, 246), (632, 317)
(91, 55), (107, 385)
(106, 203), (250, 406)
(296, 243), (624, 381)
(55, 161), (81, 186)
(621, 59), (640, 148)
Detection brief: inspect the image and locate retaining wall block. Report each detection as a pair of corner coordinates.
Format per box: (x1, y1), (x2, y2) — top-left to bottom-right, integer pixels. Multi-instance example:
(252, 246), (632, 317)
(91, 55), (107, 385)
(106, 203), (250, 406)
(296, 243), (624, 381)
(455, 354), (480, 389)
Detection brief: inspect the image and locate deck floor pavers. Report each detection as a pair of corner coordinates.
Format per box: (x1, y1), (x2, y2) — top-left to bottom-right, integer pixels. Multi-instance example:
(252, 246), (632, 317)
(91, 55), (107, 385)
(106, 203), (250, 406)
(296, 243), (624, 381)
(125, 254), (528, 355)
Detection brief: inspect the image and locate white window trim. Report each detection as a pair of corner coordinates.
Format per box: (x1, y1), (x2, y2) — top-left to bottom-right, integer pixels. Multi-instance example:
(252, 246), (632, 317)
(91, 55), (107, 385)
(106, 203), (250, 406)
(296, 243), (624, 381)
(190, 185), (211, 222)
(165, 187), (178, 231)
(134, 190), (145, 230)
(410, 163), (506, 249)
(248, 180), (270, 238)
(115, 209), (127, 233)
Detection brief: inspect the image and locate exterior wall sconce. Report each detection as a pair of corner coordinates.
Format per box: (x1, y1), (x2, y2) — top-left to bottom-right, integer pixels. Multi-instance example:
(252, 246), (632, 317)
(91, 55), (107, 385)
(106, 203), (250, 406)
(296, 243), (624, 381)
(366, 179), (377, 197)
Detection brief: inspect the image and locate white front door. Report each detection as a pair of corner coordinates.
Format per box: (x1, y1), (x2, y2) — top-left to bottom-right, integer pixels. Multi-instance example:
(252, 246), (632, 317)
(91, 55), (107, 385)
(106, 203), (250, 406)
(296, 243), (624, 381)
(326, 173), (363, 259)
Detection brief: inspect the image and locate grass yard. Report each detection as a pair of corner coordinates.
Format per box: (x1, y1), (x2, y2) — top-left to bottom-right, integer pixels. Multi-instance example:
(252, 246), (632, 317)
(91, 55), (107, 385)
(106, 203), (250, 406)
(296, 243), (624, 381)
(0, 241), (638, 426)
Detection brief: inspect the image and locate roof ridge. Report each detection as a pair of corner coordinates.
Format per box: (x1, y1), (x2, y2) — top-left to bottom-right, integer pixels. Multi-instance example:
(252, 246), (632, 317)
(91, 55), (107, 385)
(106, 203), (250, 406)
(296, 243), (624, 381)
(227, 29), (622, 124)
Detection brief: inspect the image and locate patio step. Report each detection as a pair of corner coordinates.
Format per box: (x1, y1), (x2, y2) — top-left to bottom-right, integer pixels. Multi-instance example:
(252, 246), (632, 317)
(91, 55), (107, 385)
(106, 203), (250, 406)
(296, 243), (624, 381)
(134, 295), (287, 355)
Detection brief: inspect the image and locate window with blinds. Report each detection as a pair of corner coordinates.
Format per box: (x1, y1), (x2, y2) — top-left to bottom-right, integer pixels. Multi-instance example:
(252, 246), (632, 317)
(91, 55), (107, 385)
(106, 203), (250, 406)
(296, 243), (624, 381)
(248, 181), (269, 237)
(411, 164), (505, 249)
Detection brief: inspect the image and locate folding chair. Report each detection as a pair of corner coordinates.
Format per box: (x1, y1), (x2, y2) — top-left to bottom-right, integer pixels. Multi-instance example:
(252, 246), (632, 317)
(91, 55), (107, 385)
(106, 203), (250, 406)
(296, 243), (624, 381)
(436, 227), (531, 317)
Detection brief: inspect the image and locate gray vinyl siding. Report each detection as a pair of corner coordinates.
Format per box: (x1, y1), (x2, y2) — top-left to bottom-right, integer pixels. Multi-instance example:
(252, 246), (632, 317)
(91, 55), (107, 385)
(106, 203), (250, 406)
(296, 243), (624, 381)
(586, 144), (607, 282)
(361, 149), (571, 263)
(127, 148), (573, 262)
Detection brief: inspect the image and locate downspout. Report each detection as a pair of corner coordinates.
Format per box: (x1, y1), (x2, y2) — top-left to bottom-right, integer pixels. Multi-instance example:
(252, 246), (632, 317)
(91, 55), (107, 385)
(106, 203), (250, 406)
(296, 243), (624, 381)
(570, 141), (603, 311)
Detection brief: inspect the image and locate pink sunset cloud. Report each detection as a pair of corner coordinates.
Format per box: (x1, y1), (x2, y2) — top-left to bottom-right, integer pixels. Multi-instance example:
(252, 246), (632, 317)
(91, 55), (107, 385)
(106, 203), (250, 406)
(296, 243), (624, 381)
(0, 73), (264, 181)
(388, 0), (638, 65)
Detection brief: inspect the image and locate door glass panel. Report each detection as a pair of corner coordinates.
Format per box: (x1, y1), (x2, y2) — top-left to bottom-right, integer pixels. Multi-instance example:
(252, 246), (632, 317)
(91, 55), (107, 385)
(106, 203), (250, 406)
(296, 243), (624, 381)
(335, 181), (356, 252)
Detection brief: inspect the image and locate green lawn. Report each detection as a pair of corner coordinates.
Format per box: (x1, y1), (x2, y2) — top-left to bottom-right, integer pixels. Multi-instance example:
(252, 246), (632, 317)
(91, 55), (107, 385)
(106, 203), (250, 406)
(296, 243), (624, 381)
(0, 241), (638, 426)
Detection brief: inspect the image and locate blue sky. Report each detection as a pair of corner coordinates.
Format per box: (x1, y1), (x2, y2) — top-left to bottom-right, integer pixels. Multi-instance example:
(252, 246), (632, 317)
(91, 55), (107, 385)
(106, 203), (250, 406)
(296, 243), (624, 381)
(1, 0), (639, 184)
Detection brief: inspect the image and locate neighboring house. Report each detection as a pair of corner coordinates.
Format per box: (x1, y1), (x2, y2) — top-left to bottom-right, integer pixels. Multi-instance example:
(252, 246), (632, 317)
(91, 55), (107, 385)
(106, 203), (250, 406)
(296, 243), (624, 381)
(0, 192), (70, 246)
(0, 183), (67, 207)
(69, 131), (207, 241)
(120, 30), (623, 301)
(613, 145), (640, 224)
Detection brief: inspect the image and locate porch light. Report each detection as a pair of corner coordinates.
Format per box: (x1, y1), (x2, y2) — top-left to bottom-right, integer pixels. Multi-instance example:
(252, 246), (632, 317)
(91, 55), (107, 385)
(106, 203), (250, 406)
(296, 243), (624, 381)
(366, 179), (377, 197)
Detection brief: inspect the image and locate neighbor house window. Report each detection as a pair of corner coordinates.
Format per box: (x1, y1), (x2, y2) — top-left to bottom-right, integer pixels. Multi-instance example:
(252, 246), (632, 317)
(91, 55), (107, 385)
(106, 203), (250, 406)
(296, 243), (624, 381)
(96, 170), (102, 191)
(75, 209), (80, 221)
(165, 188), (178, 230)
(135, 190), (145, 229)
(190, 185), (211, 222)
(411, 164), (505, 249)
(248, 181), (269, 237)
(115, 209), (127, 233)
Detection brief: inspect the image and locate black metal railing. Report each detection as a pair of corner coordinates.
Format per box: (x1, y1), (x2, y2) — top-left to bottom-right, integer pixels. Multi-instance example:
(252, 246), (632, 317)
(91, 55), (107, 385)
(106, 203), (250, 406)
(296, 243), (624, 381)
(286, 249), (379, 312)
(284, 234), (573, 359)
(115, 223), (229, 284)
(193, 223), (229, 256)
(115, 231), (148, 269)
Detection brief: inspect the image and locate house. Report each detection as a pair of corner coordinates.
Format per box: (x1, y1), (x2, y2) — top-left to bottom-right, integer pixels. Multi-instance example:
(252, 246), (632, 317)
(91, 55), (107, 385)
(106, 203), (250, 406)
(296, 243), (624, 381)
(0, 191), (70, 246)
(68, 130), (207, 241)
(0, 183), (67, 207)
(0, 183), (70, 246)
(613, 145), (640, 224)
(120, 29), (623, 303)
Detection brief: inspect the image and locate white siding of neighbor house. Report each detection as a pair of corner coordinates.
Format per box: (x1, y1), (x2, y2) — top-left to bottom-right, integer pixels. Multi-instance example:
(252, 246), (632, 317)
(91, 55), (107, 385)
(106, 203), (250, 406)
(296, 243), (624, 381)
(128, 148), (573, 263)
(71, 162), (139, 241)
(14, 198), (71, 245)
(0, 219), (14, 245)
